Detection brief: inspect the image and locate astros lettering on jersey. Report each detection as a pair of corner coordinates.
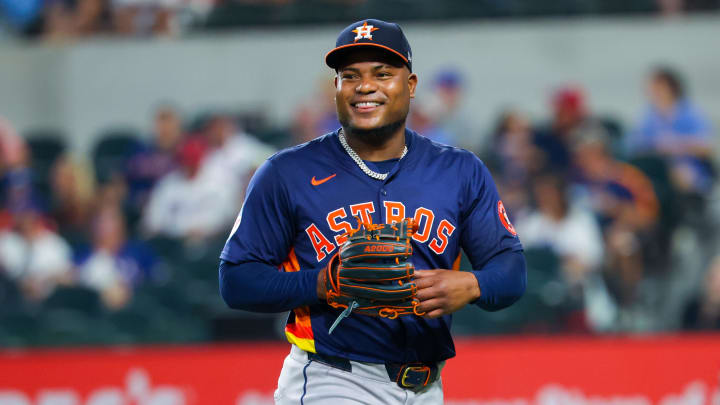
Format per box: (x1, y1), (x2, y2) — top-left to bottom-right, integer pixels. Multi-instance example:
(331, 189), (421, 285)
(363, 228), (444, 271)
(221, 128), (522, 364)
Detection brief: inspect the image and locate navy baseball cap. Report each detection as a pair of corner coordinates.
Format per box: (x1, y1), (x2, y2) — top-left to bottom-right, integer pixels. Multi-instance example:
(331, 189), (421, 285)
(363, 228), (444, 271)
(325, 19), (412, 72)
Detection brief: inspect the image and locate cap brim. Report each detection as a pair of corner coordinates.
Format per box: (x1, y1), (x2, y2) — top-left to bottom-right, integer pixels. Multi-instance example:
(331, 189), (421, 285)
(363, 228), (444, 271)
(325, 43), (410, 70)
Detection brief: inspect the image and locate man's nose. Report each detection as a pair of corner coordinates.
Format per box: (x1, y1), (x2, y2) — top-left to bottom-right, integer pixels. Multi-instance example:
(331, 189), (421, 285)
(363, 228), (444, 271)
(355, 77), (377, 94)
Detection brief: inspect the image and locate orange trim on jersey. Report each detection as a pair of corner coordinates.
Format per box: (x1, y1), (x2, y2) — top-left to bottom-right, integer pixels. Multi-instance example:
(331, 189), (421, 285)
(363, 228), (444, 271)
(286, 306), (315, 352)
(286, 333), (315, 352)
(452, 253), (462, 271)
(280, 248), (316, 352)
(280, 248), (301, 273)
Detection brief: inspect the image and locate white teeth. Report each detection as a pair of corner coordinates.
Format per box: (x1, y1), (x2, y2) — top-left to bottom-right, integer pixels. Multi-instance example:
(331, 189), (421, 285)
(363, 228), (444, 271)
(355, 102), (380, 108)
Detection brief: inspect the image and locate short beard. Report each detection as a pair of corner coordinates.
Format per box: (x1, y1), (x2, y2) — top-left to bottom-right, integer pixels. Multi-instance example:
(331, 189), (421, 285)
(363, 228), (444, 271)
(341, 118), (406, 148)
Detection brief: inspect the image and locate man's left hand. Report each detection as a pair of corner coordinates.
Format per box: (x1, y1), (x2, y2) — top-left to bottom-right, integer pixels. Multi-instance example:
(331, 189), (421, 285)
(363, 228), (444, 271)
(414, 270), (481, 318)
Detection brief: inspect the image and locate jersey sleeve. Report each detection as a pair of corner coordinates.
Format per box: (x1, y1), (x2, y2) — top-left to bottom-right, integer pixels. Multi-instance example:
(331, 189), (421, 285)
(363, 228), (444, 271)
(220, 158), (295, 265)
(459, 155), (523, 269)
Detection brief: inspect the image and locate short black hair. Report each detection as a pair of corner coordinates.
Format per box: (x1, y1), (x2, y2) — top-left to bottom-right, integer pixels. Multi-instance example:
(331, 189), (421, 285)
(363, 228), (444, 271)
(652, 66), (686, 100)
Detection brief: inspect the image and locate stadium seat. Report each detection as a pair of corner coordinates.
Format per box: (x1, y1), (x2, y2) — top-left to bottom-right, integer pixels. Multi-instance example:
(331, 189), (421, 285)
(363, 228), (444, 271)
(25, 130), (66, 163)
(133, 282), (192, 316)
(628, 155), (677, 228)
(43, 286), (103, 317)
(211, 311), (283, 341)
(599, 116), (626, 157)
(182, 279), (228, 317)
(523, 247), (560, 275)
(92, 129), (142, 184)
(0, 273), (23, 316)
(255, 128), (293, 149)
(106, 306), (155, 344)
(147, 236), (185, 260)
(168, 238), (224, 283)
(36, 308), (94, 346)
(158, 314), (210, 343)
(0, 312), (37, 346)
(24, 131), (67, 207)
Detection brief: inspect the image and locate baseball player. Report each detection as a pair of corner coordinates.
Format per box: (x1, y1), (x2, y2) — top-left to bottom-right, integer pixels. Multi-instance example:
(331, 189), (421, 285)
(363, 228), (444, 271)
(219, 19), (527, 404)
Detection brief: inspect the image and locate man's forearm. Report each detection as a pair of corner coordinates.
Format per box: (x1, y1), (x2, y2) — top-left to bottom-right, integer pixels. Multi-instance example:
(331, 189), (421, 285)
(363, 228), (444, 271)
(219, 259), (322, 312)
(471, 249), (527, 312)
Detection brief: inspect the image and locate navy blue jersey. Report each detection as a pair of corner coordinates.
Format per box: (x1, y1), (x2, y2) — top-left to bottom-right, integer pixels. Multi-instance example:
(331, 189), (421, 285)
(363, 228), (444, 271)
(221, 128), (522, 363)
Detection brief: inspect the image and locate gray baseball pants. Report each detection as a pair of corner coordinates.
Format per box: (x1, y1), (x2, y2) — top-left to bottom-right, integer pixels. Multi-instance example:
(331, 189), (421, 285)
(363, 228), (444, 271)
(274, 345), (444, 404)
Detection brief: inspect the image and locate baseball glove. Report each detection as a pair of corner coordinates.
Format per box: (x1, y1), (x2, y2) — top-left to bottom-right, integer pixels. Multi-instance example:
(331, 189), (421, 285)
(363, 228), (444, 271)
(324, 218), (423, 332)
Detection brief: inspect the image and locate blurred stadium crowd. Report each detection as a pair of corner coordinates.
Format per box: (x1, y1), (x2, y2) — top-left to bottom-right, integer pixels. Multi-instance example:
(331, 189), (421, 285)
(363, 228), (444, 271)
(0, 106), (279, 346)
(1, 60), (720, 346)
(2, 0), (720, 40)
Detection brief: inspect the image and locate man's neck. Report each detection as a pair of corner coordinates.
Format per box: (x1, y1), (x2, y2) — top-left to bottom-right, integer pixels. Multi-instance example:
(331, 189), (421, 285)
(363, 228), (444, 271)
(343, 126), (406, 162)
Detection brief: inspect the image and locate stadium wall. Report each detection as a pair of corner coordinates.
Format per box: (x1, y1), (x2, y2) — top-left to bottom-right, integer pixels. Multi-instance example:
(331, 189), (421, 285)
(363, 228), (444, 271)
(1, 334), (719, 404)
(1, 15), (719, 153)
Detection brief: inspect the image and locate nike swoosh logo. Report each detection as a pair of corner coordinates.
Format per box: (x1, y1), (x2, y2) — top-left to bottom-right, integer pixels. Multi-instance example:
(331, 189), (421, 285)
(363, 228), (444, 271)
(311, 174), (336, 186)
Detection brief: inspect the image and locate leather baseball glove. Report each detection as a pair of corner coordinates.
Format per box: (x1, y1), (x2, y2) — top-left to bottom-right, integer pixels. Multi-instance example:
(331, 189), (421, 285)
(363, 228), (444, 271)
(324, 218), (423, 333)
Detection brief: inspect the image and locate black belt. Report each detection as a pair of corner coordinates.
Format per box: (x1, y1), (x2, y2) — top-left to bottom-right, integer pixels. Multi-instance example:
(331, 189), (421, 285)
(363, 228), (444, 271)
(307, 352), (439, 392)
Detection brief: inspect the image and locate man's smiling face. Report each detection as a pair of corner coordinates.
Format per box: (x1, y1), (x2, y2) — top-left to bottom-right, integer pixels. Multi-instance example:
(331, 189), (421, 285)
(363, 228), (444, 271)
(334, 48), (417, 137)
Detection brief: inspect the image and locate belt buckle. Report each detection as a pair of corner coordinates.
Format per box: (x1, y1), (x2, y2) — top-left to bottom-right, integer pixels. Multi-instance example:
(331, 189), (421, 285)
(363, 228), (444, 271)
(399, 365), (431, 389)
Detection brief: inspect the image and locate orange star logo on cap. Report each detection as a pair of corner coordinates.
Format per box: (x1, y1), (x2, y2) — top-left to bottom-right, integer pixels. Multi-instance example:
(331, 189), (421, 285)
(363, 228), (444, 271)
(352, 21), (379, 42)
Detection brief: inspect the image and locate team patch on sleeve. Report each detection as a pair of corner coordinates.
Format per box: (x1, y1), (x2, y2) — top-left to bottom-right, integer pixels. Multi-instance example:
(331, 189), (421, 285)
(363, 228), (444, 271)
(497, 200), (517, 236)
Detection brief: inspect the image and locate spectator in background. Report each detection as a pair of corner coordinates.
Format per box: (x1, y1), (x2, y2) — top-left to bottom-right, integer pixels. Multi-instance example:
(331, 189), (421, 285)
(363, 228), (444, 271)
(515, 173), (604, 290)
(49, 155), (96, 247)
(111, 0), (179, 36)
(142, 136), (235, 241)
(0, 208), (9, 230)
(421, 68), (472, 149)
(407, 104), (454, 146)
(683, 255), (720, 330)
(291, 78), (341, 145)
(574, 136), (659, 230)
(0, 203), (73, 301)
(125, 105), (184, 213)
(534, 86), (610, 173)
(0, 118), (25, 230)
(487, 110), (544, 180)
(43, 0), (106, 41)
(483, 110), (543, 217)
(0, 0), (44, 35)
(76, 205), (156, 309)
(514, 172), (613, 332)
(0, 117), (33, 211)
(572, 136), (661, 307)
(629, 66), (715, 195)
(202, 113), (275, 206)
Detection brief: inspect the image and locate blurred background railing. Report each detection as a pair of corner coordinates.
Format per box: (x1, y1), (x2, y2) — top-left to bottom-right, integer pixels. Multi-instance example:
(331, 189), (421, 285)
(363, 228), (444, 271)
(1, 1), (720, 350)
(2, 0), (720, 39)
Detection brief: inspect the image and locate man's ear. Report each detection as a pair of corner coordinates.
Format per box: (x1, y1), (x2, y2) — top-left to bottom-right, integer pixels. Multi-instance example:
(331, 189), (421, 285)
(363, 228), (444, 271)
(334, 74), (338, 89)
(408, 73), (418, 99)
